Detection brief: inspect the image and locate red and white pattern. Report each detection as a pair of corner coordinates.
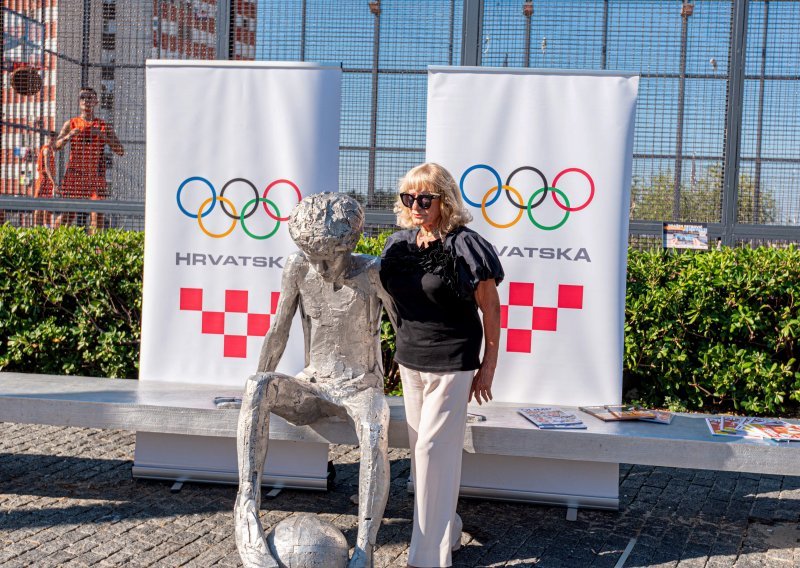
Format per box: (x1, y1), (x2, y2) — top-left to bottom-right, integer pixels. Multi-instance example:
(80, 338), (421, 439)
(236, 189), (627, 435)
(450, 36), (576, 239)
(500, 282), (584, 353)
(179, 287), (280, 358)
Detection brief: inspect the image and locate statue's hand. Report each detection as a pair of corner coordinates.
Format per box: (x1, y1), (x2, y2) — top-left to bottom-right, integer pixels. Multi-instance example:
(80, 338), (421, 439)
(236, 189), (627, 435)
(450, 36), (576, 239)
(234, 492), (279, 568)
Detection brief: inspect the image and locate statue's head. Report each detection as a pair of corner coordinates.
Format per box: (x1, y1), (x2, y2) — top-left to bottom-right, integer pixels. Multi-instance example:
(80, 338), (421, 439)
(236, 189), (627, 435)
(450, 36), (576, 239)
(288, 192), (364, 281)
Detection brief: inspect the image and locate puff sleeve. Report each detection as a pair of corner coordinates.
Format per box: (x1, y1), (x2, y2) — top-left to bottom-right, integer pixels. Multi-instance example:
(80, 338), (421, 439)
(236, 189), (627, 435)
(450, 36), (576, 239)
(448, 228), (504, 298)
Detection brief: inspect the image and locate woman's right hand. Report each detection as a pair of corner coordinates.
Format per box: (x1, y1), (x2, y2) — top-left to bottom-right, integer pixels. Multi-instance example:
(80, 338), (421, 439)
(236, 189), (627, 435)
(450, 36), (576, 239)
(469, 363), (494, 405)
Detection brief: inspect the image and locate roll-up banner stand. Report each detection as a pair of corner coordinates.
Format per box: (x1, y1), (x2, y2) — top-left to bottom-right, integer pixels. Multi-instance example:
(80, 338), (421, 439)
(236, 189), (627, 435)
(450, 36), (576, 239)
(138, 61), (342, 488)
(427, 67), (639, 508)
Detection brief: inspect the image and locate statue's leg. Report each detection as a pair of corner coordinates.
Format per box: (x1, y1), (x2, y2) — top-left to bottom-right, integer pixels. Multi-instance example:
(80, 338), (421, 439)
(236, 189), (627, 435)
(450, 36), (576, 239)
(339, 388), (390, 568)
(235, 372), (336, 568)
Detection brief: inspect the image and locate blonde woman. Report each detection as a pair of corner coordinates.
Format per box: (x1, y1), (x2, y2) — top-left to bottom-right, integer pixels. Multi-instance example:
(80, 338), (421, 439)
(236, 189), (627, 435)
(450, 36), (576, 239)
(379, 163), (503, 567)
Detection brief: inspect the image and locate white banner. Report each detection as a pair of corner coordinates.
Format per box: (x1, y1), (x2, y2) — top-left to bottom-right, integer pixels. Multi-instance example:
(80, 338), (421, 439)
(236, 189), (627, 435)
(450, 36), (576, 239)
(427, 67), (638, 407)
(141, 61), (341, 386)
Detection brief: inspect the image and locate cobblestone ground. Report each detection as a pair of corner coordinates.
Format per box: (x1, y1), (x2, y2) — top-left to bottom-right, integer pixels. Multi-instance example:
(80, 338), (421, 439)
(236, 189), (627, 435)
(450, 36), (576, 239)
(0, 423), (798, 567)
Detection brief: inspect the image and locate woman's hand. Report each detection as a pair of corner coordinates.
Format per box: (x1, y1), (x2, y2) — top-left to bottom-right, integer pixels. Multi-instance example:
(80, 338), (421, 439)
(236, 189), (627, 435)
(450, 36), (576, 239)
(472, 278), (501, 405)
(470, 363), (494, 404)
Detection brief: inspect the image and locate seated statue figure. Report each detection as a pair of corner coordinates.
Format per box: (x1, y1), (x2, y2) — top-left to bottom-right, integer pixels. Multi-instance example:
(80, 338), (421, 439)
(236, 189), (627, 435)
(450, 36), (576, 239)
(234, 192), (395, 568)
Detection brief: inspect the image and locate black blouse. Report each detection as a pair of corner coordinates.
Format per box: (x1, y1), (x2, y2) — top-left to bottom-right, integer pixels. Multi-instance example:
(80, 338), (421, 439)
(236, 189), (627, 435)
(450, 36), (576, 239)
(380, 226), (504, 372)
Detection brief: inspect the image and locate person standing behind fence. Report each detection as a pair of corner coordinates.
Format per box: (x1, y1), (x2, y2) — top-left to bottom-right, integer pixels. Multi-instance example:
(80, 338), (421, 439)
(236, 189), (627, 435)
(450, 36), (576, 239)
(380, 163), (503, 568)
(33, 134), (59, 228)
(55, 88), (124, 232)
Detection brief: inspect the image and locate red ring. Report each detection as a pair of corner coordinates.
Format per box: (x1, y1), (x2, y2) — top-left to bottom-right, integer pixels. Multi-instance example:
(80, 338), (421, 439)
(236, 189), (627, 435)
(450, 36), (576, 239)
(262, 179), (301, 221)
(551, 168), (595, 212)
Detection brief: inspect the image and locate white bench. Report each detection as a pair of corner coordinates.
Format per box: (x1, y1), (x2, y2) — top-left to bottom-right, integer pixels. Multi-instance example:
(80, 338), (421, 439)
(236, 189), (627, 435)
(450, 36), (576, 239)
(2, 372), (798, 479)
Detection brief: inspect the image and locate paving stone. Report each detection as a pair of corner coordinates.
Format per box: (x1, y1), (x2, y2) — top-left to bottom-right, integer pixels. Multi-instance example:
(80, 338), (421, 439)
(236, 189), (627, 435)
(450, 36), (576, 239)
(2, 423), (800, 567)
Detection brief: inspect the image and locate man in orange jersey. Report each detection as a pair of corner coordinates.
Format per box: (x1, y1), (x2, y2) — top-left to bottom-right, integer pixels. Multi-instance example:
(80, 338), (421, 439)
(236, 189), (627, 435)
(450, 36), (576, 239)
(33, 133), (59, 227)
(55, 88), (124, 231)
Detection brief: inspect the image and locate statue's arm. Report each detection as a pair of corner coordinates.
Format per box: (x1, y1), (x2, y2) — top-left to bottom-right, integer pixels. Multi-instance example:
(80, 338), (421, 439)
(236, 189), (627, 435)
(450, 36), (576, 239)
(256, 253), (303, 373)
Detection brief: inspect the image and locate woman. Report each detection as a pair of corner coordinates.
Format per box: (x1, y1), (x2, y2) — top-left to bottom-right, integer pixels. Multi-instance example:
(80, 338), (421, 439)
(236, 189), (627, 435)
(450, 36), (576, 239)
(380, 163), (503, 568)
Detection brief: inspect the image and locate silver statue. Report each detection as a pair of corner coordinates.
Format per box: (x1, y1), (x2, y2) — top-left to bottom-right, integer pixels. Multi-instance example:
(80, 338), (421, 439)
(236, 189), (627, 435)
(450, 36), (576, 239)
(267, 514), (349, 568)
(235, 193), (396, 568)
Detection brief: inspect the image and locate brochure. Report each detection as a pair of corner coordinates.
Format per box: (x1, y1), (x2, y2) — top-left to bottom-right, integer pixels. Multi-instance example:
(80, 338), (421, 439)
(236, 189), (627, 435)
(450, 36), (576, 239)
(743, 422), (800, 442)
(705, 416), (749, 437)
(638, 410), (675, 425)
(705, 416), (788, 438)
(518, 407), (587, 429)
(579, 405), (673, 424)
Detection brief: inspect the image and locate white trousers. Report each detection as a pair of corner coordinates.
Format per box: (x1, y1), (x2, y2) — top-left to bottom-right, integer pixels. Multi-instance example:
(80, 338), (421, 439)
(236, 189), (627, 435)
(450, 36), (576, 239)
(400, 365), (474, 568)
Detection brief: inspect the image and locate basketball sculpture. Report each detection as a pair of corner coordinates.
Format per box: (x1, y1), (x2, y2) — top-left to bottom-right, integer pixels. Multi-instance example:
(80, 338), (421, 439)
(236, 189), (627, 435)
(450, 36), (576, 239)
(266, 514), (349, 568)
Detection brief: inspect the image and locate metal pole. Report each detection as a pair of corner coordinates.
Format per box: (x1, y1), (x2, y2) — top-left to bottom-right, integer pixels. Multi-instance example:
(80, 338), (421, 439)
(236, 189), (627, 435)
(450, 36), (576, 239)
(81, 0), (91, 87)
(721, 0), (749, 245)
(673, 2), (691, 220)
(461, 0), (484, 67)
(601, 0), (609, 70)
(300, 0), (307, 61)
(754, 0), (769, 224)
(215, 0), (232, 59)
(448, 0), (455, 65)
(157, 0), (163, 58)
(39, 0), (45, 148)
(367, 1), (381, 206)
(523, 2), (532, 68)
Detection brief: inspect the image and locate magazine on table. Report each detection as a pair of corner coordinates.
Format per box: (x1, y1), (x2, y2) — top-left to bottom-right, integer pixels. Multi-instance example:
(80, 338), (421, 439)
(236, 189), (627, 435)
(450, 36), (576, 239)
(579, 405), (674, 424)
(705, 416), (748, 437)
(518, 407), (587, 429)
(705, 416), (793, 439)
(743, 422), (800, 442)
(638, 409), (675, 424)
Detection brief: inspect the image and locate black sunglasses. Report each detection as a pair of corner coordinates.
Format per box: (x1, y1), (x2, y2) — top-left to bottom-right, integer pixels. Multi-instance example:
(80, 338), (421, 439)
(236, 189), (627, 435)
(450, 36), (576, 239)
(400, 193), (441, 209)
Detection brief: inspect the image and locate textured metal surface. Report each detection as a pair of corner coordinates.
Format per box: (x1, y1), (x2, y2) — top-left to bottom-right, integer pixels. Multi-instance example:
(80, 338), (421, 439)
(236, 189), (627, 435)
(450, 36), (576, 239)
(267, 513), (349, 568)
(5, 1), (800, 242)
(235, 194), (393, 568)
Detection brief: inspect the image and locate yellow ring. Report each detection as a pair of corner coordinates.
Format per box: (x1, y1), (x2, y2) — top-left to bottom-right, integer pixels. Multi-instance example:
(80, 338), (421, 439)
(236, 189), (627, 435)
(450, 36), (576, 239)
(197, 196), (238, 238)
(482, 185), (524, 229)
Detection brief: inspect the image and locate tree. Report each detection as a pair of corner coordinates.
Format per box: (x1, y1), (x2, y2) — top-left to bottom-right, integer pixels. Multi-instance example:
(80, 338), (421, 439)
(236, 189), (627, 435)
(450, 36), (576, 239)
(631, 164), (776, 224)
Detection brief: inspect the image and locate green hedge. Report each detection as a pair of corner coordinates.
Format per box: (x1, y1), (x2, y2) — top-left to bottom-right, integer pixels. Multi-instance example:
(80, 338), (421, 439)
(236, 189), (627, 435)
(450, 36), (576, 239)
(625, 246), (800, 415)
(0, 226), (143, 379)
(1, 225), (798, 416)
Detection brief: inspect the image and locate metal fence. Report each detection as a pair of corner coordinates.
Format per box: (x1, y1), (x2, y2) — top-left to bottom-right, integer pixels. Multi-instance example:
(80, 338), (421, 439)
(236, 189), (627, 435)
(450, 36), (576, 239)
(2, 0), (799, 245)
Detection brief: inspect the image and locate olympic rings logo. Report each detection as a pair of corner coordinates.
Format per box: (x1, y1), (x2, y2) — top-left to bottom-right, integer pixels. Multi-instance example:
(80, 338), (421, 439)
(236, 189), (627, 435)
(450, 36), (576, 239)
(459, 164), (595, 231)
(176, 177), (301, 239)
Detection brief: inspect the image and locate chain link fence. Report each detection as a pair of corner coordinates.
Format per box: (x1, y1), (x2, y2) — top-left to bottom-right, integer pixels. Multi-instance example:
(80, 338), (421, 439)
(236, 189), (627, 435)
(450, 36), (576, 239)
(2, 0), (798, 245)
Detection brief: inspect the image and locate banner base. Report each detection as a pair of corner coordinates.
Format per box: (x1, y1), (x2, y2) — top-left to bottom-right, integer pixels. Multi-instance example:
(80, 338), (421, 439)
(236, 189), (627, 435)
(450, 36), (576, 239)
(406, 479), (619, 510)
(133, 432), (329, 490)
(409, 454), (619, 510)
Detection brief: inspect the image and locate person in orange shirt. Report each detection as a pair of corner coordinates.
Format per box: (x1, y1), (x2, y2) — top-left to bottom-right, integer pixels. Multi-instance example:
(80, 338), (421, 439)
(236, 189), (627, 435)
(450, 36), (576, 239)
(33, 133), (59, 227)
(55, 88), (124, 231)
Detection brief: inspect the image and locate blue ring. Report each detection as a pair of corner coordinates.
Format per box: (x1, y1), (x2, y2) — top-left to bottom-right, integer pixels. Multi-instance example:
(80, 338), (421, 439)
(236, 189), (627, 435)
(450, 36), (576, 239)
(460, 164), (502, 208)
(177, 176), (216, 219)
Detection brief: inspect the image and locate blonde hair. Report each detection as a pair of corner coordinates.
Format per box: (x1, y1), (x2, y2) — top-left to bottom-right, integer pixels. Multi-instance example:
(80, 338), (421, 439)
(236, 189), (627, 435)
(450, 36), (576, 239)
(394, 163), (472, 234)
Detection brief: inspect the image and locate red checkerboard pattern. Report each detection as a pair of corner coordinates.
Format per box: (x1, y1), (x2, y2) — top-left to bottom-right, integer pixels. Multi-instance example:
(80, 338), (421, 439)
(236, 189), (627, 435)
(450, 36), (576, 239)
(179, 288), (280, 358)
(500, 282), (584, 353)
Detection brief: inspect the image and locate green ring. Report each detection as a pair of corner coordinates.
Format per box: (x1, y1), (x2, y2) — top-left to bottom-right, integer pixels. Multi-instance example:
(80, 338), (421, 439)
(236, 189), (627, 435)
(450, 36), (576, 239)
(241, 198), (281, 240)
(527, 187), (570, 231)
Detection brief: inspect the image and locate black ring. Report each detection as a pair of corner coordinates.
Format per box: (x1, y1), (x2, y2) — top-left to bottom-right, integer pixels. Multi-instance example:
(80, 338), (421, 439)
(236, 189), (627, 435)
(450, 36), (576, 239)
(505, 166), (549, 210)
(219, 178), (259, 219)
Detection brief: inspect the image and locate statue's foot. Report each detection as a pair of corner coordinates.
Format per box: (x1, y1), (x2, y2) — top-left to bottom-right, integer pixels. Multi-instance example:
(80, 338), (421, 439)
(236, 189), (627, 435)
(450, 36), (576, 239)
(234, 498), (280, 568)
(237, 545), (280, 568)
(348, 544), (373, 568)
